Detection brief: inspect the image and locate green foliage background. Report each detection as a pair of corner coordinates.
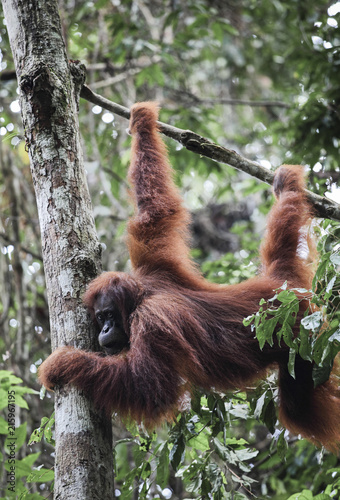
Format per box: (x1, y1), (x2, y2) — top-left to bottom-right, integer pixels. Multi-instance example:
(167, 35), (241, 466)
(0, 0), (339, 498)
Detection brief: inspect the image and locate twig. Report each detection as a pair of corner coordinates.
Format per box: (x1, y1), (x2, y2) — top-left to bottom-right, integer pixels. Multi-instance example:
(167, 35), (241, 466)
(90, 55), (161, 90)
(0, 233), (43, 261)
(166, 87), (290, 108)
(80, 85), (340, 221)
(197, 97), (290, 108)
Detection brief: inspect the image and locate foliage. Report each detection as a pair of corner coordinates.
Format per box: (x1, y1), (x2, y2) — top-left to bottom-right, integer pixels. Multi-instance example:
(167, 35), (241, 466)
(0, 371), (53, 499)
(107, 218), (340, 499)
(113, 395), (259, 500)
(1, 0), (340, 498)
(28, 412), (55, 448)
(244, 219), (340, 387)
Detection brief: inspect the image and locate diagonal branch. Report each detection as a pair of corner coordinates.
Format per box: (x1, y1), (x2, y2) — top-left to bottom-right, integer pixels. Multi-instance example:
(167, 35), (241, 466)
(80, 85), (340, 221)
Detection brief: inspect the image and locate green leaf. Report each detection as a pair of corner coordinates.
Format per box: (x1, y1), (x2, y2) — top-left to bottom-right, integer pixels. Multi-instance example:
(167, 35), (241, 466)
(27, 467), (54, 483)
(277, 430), (288, 460)
(0, 371), (23, 385)
(213, 438), (229, 462)
(288, 349), (296, 378)
(133, 446), (147, 468)
(281, 322), (294, 348)
(0, 388), (7, 410)
(329, 329), (340, 344)
(243, 314), (255, 327)
(169, 435), (185, 470)
(330, 252), (340, 266)
(234, 447), (258, 461)
(5, 453), (40, 479)
(325, 275), (336, 298)
(299, 327), (313, 361)
(312, 364), (332, 387)
(276, 290), (294, 303)
(29, 413), (55, 446)
(190, 432), (210, 452)
(301, 311), (323, 331)
(5, 423), (27, 452)
(256, 315), (278, 349)
(10, 394), (28, 410)
(156, 443), (169, 489)
(0, 415), (7, 434)
(185, 465), (203, 492)
(262, 399), (277, 434)
(254, 391), (267, 420)
(205, 462), (223, 494)
(287, 489), (314, 500)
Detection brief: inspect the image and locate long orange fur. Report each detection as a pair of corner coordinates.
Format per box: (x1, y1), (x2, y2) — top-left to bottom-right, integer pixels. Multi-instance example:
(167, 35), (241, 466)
(39, 102), (340, 451)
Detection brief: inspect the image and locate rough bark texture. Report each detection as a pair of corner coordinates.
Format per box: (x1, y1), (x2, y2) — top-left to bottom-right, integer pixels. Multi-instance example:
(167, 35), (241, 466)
(2, 0), (114, 498)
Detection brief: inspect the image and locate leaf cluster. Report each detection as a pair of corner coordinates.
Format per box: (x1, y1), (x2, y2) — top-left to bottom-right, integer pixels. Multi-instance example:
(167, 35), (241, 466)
(113, 392), (259, 499)
(0, 372), (54, 499)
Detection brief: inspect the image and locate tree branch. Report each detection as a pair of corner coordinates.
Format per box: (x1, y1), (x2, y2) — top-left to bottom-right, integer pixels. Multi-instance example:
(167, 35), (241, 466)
(80, 85), (340, 221)
(90, 55), (161, 90)
(0, 233), (43, 261)
(165, 87), (291, 108)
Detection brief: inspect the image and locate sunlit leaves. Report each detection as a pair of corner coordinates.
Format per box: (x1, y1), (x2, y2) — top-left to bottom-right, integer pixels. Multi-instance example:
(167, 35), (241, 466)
(28, 413), (55, 447)
(112, 393), (260, 499)
(244, 287), (302, 352)
(0, 371), (54, 497)
(249, 374), (278, 434)
(244, 219), (340, 389)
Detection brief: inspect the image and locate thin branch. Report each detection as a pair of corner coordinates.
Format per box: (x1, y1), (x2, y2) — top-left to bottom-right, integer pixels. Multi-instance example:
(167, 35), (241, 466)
(315, 171), (340, 182)
(80, 85), (340, 222)
(90, 55), (161, 90)
(0, 233), (43, 261)
(0, 67), (288, 108)
(199, 97), (291, 108)
(0, 69), (17, 81)
(90, 67), (142, 90)
(167, 87), (290, 108)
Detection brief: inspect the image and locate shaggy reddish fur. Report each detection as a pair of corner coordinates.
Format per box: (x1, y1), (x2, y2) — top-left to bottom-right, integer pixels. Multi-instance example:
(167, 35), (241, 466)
(39, 102), (340, 451)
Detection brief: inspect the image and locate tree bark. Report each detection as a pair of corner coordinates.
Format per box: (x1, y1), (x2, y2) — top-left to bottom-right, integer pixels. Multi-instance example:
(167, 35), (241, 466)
(2, 1), (114, 498)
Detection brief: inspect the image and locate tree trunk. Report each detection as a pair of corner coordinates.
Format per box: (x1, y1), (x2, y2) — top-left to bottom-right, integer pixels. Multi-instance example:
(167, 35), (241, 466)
(2, 1), (114, 498)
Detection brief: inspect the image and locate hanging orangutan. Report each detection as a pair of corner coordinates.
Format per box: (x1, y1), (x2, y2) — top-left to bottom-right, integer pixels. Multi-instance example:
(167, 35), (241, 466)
(39, 102), (340, 451)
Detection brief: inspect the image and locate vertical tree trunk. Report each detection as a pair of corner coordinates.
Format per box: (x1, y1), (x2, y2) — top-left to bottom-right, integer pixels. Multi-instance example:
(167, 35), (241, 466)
(2, 1), (114, 498)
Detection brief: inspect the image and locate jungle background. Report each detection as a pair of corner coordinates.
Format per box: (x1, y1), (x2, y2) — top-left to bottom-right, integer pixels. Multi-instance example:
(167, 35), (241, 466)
(0, 0), (340, 498)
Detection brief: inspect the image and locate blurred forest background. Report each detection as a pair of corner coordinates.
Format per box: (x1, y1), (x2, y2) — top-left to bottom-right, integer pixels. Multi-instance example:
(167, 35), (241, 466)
(0, 0), (340, 498)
